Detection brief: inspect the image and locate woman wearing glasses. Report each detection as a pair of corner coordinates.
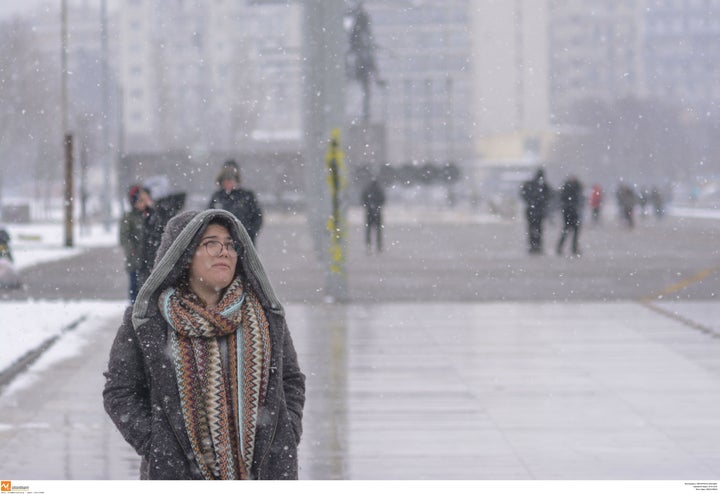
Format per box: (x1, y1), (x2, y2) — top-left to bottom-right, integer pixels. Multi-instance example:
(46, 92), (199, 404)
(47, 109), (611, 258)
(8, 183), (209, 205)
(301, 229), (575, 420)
(103, 209), (305, 480)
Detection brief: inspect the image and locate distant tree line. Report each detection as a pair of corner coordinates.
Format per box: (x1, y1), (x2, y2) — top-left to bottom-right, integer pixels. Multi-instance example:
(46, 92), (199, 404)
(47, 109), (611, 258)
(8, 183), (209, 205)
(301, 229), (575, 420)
(549, 95), (720, 186)
(0, 18), (62, 208)
(0, 16), (117, 219)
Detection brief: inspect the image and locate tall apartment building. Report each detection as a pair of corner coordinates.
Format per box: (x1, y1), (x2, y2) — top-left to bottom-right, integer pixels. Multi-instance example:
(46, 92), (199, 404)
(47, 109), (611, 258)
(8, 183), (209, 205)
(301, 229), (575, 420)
(546, 0), (720, 121)
(469, 0), (550, 161)
(470, 0), (720, 162)
(641, 0), (720, 112)
(118, 0), (159, 152)
(548, 0), (642, 124)
(118, 0), (302, 154)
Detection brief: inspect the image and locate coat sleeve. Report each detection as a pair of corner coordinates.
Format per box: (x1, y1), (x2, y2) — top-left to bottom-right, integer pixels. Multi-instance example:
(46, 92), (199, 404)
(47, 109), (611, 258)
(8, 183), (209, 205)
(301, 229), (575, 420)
(249, 192), (263, 239)
(280, 320), (305, 443)
(102, 307), (153, 457)
(119, 214), (130, 251)
(207, 191), (218, 210)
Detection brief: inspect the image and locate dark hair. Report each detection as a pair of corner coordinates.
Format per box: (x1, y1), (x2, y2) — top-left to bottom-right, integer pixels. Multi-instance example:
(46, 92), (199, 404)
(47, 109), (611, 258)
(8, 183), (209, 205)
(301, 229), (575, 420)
(128, 184), (142, 205)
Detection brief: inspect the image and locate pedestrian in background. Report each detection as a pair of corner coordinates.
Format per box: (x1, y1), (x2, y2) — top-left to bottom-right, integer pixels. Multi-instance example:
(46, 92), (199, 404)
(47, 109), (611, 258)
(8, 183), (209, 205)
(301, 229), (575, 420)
(520, 167), (551, 254)
(556, 175), (584, 257)
(589, 183), (603, 225)
(616, 182), (636, 229)
(361, 176), (386, 254)
(0, 224), (21, 289)
(119, 184), (153, 303)
(650, 186), (665, 219)
(0, 225), (13, 262)
(208, 159), (263, 245)
(103, 208), (305, 479)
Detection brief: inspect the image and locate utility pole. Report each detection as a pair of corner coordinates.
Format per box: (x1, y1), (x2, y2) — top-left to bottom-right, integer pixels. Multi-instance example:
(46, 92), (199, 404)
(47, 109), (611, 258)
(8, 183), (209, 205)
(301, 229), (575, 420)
(302, 0), (347, 302)
(325, 128), (347, 300)
(61, 0), (74, 247)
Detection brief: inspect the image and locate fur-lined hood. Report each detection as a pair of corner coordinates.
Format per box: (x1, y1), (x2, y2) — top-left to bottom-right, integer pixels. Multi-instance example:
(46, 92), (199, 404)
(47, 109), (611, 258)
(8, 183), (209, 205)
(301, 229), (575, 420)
(131, 209), (283, 328)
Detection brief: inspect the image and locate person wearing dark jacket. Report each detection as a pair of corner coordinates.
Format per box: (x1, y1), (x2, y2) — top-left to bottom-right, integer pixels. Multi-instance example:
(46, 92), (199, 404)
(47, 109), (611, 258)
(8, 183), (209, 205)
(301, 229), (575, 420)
(0, 225), (13, 262)
(103, 209), (305, 480)
(141, 185), (188, 287)
(556, 175), (584, 256)
(361, 177), (386, 254)
(208, 160), (263, 245)
(120, 185), (154, 303)
(520, 168), (551, 254)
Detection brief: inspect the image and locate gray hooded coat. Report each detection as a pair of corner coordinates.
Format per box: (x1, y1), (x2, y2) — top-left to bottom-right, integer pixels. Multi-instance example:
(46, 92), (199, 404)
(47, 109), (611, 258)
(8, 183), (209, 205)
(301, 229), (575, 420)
(103, 209), (305, 480)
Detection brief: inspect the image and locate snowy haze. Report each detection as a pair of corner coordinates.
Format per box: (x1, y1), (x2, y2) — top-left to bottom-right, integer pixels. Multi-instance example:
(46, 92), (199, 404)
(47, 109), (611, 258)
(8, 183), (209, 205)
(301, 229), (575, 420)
(0, 0), (120, 18)
(3, 1), (720, 215)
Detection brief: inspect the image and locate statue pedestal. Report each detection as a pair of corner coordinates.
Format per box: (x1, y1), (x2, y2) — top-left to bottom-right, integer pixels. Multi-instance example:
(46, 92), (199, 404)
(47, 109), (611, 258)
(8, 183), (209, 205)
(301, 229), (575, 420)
(346, 122), (387, 201)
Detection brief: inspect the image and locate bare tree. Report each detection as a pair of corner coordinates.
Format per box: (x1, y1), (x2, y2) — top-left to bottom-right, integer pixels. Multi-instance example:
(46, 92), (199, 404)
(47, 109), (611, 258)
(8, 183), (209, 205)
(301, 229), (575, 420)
(550, 96), (693, 186)
(0, 18), (61, 210)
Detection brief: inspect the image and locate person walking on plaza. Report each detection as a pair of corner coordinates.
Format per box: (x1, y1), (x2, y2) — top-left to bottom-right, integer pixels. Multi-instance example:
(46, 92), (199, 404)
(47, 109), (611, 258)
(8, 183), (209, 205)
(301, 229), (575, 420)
(361, 177), (385, 254)
(520, 167), (551, 254)
(120, 184), (154, 303)
(556, 175), (584, 257)
(616, 182), (636, 229)
(103, 208), (306, 480)
(650, 186), (665, 219)
(589, 183), (603, 225)
(208, 159), (263, 245)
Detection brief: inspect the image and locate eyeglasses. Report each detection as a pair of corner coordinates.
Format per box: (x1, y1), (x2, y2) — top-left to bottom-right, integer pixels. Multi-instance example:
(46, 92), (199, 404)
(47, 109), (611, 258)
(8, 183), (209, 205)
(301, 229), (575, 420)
(200, 240), (239, 258)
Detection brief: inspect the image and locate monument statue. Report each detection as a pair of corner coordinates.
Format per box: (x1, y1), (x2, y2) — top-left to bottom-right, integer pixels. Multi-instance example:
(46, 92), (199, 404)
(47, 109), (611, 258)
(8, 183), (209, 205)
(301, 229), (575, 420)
(346, 1), (382, 123)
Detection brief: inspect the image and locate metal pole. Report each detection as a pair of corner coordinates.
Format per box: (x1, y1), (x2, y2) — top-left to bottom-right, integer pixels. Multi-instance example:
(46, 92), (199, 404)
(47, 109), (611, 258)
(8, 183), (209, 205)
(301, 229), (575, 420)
(80, 130), (88, 232)
(61, 0), (74, 247)
(64, 134), (74, 247)
(302, 0), (347, 301)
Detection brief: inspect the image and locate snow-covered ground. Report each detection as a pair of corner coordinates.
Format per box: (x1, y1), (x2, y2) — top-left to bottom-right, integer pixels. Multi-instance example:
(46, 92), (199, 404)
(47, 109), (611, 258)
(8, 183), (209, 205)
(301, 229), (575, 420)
(1, 222), (126, 391)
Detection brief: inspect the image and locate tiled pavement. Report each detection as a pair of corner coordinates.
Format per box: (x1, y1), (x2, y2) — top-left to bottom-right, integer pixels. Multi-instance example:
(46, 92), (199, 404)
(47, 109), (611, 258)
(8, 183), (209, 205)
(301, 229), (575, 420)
(1, 299), (719, 480)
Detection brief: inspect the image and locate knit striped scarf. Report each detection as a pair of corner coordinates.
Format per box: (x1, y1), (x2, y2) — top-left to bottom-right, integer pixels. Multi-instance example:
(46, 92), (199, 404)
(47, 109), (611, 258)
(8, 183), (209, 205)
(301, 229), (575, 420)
(159, 278), (271, 480)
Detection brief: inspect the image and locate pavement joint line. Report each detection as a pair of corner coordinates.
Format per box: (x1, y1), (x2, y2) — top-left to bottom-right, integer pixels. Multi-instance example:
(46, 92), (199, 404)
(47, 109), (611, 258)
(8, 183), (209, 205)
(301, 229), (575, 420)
(0, 315), (88, 394)
(644, 265), (720, 300)
(638, 299), (720, 339)
(636, 264), (720, 338)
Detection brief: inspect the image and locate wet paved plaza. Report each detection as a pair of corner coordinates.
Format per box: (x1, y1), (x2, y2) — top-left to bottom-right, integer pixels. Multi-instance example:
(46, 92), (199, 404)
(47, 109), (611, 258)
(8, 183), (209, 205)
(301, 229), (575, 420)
(1, 208), (719, 480)
(1, 299), (719, 480)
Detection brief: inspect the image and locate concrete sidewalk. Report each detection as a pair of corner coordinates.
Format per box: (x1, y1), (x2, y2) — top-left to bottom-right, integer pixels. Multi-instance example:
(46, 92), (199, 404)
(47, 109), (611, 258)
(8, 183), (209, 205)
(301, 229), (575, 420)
(1, 299), (719, 480)
(295, 301), (720, 480)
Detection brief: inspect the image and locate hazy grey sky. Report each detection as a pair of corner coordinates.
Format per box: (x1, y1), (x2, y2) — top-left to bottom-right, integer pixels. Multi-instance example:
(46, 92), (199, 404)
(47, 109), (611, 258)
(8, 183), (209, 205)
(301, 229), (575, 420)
(0, 0), (119, 19)
(0, 0), (42, 18)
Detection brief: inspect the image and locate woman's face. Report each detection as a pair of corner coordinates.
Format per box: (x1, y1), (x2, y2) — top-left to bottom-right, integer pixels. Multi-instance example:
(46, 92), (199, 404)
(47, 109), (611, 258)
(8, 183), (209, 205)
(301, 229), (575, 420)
(189, 223), (238, 300)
